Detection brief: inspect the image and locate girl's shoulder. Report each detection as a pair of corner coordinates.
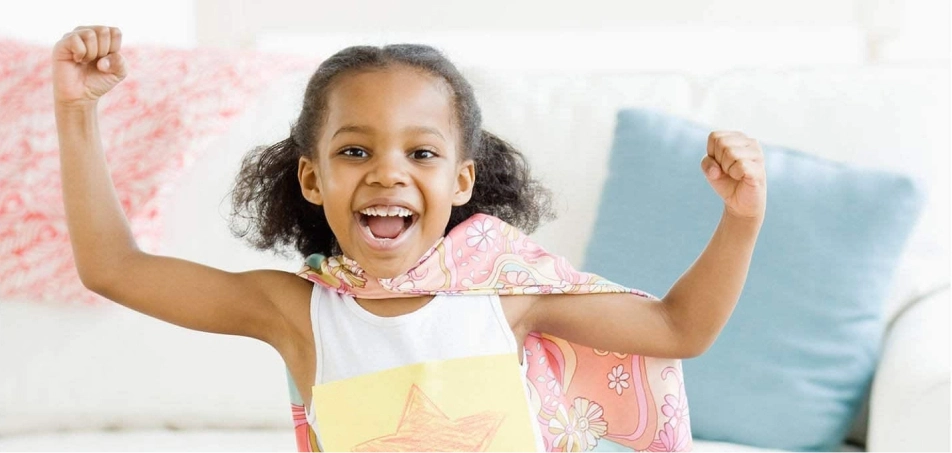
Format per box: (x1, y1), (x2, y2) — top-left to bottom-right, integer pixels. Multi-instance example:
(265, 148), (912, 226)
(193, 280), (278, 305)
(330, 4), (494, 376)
(247, 269), (314, 351)
(263, 269), (314, 312)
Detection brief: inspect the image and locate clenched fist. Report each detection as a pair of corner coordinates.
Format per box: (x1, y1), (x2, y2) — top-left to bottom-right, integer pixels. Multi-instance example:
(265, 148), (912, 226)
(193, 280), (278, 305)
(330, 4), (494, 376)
(701, 131), (767, 220)
(52, 26), (127, 107)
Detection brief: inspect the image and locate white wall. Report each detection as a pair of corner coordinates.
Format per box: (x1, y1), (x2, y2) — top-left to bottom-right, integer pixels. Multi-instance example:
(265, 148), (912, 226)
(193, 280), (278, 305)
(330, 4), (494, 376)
(0, 0), (195, 47)
(1, 0), (947, 65)
(194, 0), (862, 46)
(192, 0), (950, 64)
(875, 0), (951, 61)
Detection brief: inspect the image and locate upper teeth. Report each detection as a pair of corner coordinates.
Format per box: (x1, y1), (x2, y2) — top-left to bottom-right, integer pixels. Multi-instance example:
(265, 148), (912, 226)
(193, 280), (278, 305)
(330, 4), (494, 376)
(359, 206), (413, 217)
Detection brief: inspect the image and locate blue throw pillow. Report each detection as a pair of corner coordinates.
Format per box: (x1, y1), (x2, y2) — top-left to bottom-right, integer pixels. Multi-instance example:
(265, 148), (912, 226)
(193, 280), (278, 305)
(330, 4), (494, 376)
(583, 109), (925, 451)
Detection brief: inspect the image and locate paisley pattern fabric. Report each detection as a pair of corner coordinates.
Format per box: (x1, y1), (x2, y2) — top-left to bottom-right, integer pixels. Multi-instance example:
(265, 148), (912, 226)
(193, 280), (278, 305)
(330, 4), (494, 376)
(290, 213), (692, 452)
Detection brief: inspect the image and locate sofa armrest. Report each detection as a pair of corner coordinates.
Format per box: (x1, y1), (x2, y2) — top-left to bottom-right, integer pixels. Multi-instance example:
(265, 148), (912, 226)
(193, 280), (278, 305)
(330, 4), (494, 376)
(867, 285), (950, 452)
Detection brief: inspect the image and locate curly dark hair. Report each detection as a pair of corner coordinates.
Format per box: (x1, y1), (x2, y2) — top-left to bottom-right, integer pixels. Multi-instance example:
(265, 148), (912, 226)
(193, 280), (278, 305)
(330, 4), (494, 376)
(230, 44), (554, 258)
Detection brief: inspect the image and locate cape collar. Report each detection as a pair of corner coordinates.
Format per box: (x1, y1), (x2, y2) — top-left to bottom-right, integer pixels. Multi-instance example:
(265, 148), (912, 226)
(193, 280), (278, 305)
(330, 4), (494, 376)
(296, 213), (644, 300)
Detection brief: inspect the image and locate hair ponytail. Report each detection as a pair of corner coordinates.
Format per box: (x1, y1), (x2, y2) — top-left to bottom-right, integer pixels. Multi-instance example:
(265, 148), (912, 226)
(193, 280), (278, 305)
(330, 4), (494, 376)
(448, 130), (554, 234)
(230, 136), (334, 257)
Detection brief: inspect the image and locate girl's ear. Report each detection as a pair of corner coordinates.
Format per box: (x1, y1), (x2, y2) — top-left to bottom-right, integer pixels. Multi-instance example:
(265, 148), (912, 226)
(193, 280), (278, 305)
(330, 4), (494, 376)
(298, 157), (323, 206)
(452, 159), (476, 206)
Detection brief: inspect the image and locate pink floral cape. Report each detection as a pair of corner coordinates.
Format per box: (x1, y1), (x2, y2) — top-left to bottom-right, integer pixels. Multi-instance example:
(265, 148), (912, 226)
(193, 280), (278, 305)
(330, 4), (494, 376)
(289, 213), (692, 452)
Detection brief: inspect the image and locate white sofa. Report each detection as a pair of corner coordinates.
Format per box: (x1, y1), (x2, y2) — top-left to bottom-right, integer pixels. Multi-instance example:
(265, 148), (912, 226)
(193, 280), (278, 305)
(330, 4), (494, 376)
(1, 58), (948, 451)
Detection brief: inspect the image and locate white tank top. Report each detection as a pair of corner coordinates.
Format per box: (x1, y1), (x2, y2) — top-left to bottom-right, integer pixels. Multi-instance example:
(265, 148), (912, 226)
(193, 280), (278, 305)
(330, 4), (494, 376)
(303, 284), (544, 451)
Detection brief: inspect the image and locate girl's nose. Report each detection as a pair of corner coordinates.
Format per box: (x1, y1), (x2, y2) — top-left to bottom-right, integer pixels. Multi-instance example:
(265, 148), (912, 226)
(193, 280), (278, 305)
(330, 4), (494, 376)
(366, 151), (410, 188)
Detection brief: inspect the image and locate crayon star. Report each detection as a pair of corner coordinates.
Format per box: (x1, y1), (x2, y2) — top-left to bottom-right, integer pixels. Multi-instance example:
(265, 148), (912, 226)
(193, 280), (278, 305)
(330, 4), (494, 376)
(353, 384), (505, 452)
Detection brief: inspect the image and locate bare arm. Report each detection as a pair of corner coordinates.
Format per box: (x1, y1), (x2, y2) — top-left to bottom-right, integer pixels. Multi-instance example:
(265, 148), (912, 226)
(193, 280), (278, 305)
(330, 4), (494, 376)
(54, 26), (300, 347)
(662, 209), (761, 355)
(529, 132), (766, 358)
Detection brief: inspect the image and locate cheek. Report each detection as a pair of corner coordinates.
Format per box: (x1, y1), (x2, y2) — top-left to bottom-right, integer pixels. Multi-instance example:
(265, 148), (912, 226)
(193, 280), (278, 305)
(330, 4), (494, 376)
(424, 173), (457, 197)
(318, 165), (357, 198)
(420, 182), (459, 226)
(316, 174), (356, 222)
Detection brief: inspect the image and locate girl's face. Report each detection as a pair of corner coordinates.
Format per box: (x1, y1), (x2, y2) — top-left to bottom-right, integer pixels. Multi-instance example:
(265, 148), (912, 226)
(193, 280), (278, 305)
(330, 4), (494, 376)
(298, 66), (475, 278)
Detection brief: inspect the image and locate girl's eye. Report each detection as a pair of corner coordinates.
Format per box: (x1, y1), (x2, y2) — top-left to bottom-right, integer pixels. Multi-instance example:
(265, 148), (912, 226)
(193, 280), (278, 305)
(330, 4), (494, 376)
(411, 149), (437, 159)
(341, 147), (368, 158)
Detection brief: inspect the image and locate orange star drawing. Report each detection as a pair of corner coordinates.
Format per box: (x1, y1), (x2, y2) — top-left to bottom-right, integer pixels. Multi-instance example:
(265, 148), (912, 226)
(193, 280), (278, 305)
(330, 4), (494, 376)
(353, 384), (506, 452)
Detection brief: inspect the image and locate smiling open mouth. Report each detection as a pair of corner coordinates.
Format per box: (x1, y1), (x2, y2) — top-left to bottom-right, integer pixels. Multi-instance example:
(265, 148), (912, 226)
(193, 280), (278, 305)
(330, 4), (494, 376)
(357, 206), (416, 240)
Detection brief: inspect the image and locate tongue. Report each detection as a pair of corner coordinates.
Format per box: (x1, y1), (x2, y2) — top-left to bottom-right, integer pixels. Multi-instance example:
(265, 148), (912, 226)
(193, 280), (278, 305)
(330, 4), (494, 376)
(366, 216), (405, 239)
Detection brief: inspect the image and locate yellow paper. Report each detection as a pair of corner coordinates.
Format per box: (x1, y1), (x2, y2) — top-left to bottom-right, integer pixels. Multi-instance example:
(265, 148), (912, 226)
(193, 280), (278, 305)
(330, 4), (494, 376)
(311, 353), (536, 452)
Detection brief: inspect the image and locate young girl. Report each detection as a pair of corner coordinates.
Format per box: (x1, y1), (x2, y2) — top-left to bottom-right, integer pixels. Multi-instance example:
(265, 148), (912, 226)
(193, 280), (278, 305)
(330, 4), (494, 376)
(54, 25), (766, 452)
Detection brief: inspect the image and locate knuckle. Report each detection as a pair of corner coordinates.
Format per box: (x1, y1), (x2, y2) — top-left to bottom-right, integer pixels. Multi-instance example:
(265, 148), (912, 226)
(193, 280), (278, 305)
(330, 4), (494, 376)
(67, 35), (85, 52)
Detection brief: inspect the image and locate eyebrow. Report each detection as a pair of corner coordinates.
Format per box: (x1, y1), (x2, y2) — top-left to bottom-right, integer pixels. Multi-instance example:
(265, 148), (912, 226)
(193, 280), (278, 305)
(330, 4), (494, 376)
(331, 124), (446, 141)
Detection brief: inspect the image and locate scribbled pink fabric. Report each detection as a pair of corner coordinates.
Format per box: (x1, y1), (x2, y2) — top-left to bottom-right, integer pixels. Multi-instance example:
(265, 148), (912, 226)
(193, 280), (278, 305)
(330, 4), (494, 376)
(0, 38), (314, 304)
(295, 213), (693, 452)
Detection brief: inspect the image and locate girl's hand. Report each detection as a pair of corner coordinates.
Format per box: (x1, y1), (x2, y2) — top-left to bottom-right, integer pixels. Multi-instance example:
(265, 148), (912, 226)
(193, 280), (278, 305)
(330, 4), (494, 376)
(700, 131), (767, 220)
(52, 26), (127, 108)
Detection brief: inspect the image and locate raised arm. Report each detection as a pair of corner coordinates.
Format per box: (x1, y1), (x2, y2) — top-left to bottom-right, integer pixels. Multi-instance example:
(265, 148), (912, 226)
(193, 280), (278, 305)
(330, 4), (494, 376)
(53, 26), (305, 348)
(527, 132), (766, 358)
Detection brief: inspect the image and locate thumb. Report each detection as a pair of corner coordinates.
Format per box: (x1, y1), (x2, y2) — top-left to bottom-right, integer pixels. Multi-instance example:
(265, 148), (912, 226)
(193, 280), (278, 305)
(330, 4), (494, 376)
(96, 53), (127, 78)
(700, 155), (722, 180)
